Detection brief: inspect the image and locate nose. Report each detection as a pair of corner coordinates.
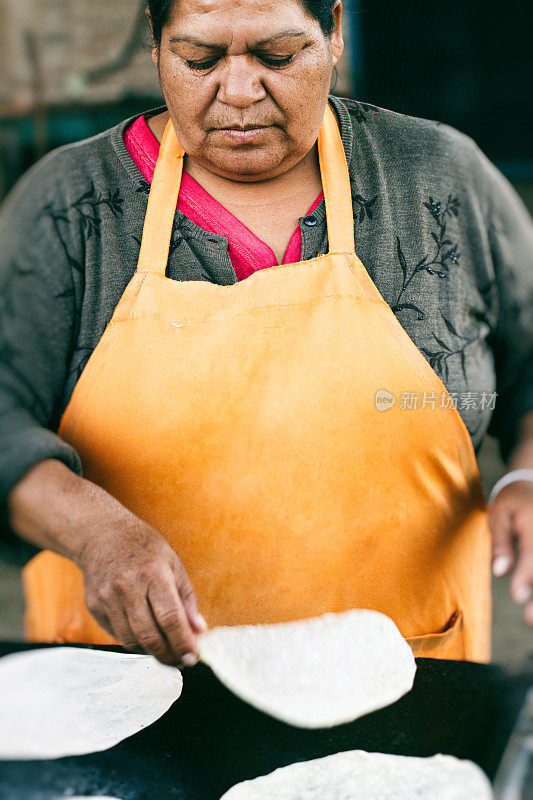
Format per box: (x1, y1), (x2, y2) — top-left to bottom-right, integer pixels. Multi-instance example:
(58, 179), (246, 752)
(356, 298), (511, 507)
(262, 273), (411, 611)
(216, 55), (267, 108)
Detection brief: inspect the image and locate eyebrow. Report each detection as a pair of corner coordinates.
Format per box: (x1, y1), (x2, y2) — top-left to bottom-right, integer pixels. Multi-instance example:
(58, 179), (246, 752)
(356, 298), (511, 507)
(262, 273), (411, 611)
(256, 30), (306, 46)
(168, 30), (306, 49)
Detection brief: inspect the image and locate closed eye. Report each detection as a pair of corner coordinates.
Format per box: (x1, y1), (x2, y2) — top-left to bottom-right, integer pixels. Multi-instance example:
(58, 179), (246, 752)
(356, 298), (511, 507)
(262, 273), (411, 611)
(256, 54), (294, 68)
(185, 57), (220, 71)
(185, 54), (294, 71)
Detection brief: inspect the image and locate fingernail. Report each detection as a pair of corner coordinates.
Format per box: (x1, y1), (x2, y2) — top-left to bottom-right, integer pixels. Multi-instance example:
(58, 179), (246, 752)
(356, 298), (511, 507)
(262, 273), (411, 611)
(181, 652), (198, 667)
(195, 613), (208, 633)
(492, 555), (512, 577)
(513, 584), (533, 605)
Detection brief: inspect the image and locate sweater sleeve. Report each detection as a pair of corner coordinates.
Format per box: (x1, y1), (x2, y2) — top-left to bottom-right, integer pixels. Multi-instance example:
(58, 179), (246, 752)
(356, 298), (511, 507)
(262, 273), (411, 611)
(472, 147), (533, 463)
(0, 156), (83, 564)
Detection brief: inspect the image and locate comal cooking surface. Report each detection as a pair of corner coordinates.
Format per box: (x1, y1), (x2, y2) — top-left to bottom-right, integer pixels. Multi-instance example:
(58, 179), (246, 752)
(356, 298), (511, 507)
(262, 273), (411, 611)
(0, 643), (530, 800)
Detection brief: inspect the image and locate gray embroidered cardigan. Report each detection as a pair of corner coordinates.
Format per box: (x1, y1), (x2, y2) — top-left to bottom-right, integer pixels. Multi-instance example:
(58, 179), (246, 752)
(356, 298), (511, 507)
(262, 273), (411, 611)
(1, 95), (532, 563)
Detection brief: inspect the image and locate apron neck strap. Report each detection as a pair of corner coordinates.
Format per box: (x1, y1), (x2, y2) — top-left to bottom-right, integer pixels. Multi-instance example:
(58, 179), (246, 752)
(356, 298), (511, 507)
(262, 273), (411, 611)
(136, 102), (354, 275)
(137, 121), (185, 274)
(319, 102), (356, 254)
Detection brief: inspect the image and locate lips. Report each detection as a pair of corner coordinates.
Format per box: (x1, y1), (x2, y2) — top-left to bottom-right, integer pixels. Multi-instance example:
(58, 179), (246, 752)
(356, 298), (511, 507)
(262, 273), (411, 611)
(211, 125), (272, 144)
(216, 124), (270, 131)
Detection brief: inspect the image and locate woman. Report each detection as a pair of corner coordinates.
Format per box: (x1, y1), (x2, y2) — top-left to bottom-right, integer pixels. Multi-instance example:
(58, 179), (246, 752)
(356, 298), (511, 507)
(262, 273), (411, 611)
(0, 0), (532, 669)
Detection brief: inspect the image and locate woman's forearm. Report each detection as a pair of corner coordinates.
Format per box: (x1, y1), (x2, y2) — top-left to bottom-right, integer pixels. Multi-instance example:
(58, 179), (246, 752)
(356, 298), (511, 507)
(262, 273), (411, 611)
(6, 458), (131, 563)
(7, 458), (205, 665)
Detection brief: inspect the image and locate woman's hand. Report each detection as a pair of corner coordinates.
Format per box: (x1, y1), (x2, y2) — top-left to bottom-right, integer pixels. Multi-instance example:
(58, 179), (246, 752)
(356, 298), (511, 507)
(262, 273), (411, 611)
(489, 410), (533, 626)
(8, 458), (207, 667)
(75, 515), (207, 667)
(489, 481), (533, 626)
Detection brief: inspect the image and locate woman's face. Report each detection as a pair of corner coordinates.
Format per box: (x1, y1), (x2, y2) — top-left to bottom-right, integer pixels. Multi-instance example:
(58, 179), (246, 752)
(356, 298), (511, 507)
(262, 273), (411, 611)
(150, 0), (343, 182)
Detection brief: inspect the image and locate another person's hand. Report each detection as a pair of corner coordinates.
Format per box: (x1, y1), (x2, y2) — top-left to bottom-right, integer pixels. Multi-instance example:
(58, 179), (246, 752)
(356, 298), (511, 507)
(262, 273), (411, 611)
(489, 481), (533, 626)
(75, 513), (207, 667)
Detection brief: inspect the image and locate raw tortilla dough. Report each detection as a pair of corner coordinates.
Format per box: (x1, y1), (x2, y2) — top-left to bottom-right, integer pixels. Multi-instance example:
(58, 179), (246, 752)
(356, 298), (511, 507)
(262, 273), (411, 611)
(219, 750), (494, 799)
(0, 647), (182, 760)
(199, 609), (416, 728)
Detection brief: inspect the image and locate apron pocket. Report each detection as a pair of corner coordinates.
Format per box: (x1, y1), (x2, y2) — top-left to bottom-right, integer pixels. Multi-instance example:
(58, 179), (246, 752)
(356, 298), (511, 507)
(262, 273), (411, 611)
(405, 610), (464, 659)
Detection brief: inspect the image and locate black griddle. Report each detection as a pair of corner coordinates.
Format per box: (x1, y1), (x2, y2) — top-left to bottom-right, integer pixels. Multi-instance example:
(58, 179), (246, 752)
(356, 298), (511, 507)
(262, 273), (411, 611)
(0, 642), (530, 800)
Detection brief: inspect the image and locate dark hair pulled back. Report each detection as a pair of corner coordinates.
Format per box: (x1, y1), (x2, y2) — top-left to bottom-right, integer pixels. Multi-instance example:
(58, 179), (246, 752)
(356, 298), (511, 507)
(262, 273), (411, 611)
(147, 0), (337, 46)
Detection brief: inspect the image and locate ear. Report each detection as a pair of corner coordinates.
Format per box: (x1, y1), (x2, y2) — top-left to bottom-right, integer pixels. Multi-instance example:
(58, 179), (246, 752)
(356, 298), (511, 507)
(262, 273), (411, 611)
(329, 1), (344, 65)
(145, 8), (159, 67)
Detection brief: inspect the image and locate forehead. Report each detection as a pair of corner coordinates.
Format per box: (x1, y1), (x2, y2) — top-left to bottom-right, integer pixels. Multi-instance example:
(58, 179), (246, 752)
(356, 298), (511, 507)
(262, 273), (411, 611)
(166, 0), (319, 41)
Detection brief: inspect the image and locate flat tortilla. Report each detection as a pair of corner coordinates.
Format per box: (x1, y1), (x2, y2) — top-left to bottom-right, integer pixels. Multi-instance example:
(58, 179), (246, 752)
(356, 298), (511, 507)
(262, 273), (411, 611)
(0, 647), (182, 760)
(219, 750), (493, 799)
(199, 609), (416, 728)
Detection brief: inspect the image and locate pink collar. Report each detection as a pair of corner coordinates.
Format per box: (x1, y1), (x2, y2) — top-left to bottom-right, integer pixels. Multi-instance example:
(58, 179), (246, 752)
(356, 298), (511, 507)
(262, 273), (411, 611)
(124, 114), (323, 280)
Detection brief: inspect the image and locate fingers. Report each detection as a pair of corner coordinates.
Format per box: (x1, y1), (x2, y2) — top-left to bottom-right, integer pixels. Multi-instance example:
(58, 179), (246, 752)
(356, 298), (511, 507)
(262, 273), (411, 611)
(173, 559), (208, 635)
(509, 508), (533, 625)
(489, 490), (533, 625)
(87, 586), (173, 661)
(104, 605), (140, 654)
(125, 587), (183, 666)
(87, 579), (197, 666)
(488, 499), (516, 577)
(148, 576), (200, 666)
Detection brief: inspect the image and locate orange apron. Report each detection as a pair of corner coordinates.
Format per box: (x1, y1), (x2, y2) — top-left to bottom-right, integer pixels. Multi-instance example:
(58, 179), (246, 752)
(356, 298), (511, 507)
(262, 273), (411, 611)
(22, 103), (492, 662)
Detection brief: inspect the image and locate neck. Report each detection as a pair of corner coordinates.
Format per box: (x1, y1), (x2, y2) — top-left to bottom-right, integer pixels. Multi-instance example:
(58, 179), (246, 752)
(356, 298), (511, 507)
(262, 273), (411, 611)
(184, 145), (322, 212)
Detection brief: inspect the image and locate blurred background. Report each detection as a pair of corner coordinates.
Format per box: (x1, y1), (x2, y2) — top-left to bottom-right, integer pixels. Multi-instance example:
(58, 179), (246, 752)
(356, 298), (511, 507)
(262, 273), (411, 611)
(0, 0), (532, 670)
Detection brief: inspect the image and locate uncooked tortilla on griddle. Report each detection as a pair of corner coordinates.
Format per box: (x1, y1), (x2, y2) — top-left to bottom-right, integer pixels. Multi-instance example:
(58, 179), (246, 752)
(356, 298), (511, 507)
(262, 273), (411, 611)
(0, 647), (183, 760)
(199, 609), (416, 728)
(219, 750), (494, 799)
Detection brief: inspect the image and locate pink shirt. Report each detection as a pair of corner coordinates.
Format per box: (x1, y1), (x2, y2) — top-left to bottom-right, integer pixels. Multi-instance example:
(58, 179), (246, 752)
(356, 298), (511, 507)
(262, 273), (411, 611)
(124, 114), (323, 281)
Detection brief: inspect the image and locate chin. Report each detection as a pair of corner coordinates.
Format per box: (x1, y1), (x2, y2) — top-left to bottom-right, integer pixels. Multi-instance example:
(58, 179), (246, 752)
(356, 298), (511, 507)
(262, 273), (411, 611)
(204, 145), (289, 180)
